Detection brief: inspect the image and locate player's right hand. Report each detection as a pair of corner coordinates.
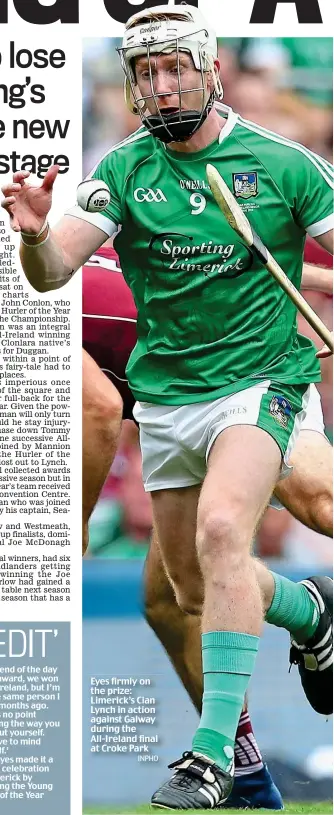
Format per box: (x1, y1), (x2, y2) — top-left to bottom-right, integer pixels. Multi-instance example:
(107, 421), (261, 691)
(316, 332), (333, 359)
(1, 165), (59, 235)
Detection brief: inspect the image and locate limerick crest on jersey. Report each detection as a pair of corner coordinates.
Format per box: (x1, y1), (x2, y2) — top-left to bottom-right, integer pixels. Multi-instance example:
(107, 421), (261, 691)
(269, 395), (292, 428)
(233, 172), (258, 199)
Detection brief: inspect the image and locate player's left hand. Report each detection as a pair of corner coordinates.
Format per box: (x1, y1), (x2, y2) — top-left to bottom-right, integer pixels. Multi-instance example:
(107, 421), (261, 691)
(316, 332), (333, 358)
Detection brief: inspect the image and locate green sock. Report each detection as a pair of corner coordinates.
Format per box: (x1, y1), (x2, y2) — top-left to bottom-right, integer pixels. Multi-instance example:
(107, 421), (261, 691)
(192, 631), (259, 773)
(265, 573), (319, 643)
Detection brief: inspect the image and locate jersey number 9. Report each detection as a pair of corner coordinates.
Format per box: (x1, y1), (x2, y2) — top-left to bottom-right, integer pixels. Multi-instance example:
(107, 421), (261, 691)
(190, 193), (207, 216)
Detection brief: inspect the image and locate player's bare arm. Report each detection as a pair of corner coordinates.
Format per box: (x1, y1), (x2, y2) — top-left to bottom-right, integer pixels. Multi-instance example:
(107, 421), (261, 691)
(302, 262), (333, 295)
(1, 167), (108, 292)
(315, 227), (333, 255)
(301, 252), (333, 362)
(310, 229), (334, 358)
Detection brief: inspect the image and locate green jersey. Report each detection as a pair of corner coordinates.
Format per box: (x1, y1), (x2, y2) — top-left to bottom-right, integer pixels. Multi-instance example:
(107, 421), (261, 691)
(80, 105), (333, 405)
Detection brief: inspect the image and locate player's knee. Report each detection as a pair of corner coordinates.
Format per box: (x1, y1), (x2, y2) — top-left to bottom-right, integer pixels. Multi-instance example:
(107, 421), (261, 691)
(197, 507), (243, 552)
(196, 508), (247, 574)
(144, 570), (165, 630)
(84, 381), (123, 438)
(145, 577), (200, 622)
(174, 587), (202, 616)
(309, 488), (333, 537)
(163, 568), (202, 615)
(103, 391), (123, 434)
(98, 384), (123, 425)
(163, 572), (202, 615)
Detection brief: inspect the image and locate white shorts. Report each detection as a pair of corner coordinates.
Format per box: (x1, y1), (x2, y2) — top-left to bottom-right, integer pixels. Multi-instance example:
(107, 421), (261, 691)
(298, 382), (325, 436)
(133, 380), (321, 500)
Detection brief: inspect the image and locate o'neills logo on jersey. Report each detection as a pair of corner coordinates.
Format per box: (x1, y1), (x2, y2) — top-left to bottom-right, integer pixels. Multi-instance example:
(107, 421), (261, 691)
(179, 179), (210, 191)
(134, 188), (167, 203)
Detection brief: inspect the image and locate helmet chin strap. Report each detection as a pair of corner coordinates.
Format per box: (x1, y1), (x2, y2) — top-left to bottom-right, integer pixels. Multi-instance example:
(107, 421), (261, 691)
(144, 92), (215, 143)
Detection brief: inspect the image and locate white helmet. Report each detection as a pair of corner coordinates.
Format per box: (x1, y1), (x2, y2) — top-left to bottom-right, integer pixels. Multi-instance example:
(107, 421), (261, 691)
(118, 3), (223, 143)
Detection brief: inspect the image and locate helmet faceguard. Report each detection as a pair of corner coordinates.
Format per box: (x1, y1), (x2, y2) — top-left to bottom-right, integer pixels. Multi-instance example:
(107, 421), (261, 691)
(117, 5), (223, 144)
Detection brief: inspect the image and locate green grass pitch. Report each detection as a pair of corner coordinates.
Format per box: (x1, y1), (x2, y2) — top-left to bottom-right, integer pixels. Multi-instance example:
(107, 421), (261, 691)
(83, 803), (333, 814)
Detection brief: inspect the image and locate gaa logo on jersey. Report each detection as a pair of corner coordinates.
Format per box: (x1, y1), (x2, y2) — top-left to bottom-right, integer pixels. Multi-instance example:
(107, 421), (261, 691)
(232, 172), (258, 199)
(134, 188), (167, 203)
(269, 395), (292, 428)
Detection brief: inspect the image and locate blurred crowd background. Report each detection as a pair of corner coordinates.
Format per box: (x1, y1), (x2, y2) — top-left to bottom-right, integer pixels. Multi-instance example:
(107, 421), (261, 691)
(83, 37), (333, 567)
